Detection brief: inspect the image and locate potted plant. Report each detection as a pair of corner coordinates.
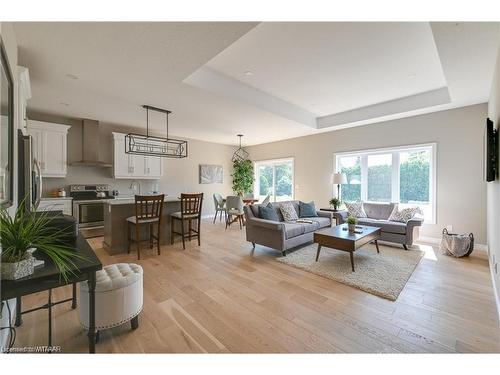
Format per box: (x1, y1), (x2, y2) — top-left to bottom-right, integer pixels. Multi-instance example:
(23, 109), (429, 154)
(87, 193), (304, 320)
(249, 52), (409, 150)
(0, 199), (84, 281)
(231, 159), (254, 196)
(346, 215), (358, 233)
(329, 197), (341, 211)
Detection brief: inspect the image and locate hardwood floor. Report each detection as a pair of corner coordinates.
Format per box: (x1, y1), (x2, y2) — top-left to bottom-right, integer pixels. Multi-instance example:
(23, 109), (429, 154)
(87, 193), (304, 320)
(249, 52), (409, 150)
(13, 219), (500, 353)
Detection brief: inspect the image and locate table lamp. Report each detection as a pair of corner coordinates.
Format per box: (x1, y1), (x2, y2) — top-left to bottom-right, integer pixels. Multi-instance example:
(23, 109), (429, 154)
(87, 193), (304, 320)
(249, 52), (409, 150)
(331, 173), (347, 198)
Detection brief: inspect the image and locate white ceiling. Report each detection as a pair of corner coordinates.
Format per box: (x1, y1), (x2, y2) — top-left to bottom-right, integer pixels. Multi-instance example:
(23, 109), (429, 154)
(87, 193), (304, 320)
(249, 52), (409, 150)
(206, 22), (447, 116)
(13, 22), (500, 146)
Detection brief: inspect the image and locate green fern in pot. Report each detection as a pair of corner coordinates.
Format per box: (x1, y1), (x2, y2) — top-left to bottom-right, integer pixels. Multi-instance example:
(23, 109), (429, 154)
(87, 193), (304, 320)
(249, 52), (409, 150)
(329, 197), (341, 210)
(0, 199), (85, 281)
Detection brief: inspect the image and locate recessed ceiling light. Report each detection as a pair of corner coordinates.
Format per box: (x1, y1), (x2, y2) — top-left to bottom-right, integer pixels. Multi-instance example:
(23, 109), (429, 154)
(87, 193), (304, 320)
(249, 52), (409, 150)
(60, 102), (69, 106)
(65, 73), (79, 80)
(244, 71), (253, 76)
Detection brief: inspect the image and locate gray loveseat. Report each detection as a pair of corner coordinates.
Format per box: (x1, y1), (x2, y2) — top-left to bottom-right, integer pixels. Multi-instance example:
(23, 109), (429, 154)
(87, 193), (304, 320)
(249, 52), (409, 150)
(332, 202), (424, 249)
(244, 200), (332, 256)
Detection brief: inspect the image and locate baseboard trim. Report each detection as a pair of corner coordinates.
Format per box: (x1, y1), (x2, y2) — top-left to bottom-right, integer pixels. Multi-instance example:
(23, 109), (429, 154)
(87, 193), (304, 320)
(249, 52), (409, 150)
(489, 263), (500, 323)
(418, 236), (488, 253)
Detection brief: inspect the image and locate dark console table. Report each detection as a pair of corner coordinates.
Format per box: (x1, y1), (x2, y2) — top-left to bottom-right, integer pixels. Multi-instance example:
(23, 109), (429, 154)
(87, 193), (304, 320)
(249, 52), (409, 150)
(1, 234), (102, 353)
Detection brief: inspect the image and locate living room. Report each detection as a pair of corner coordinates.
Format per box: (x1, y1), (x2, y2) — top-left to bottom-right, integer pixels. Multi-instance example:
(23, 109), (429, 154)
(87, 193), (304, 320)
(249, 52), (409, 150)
(1, 1), (500, 373)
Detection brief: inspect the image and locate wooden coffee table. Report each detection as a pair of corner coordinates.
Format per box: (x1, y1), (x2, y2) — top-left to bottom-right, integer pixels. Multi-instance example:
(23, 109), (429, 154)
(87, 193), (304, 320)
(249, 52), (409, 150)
(314, 224), (381, 272)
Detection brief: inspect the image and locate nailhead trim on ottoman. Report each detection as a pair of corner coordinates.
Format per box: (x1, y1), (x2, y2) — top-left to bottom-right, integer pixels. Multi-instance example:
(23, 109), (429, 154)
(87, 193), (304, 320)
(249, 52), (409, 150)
(79, 263), (144, 331)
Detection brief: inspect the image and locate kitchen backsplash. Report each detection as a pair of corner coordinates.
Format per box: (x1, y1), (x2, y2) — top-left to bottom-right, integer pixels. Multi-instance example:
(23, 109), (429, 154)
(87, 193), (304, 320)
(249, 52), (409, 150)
(41, 165), (157, 197)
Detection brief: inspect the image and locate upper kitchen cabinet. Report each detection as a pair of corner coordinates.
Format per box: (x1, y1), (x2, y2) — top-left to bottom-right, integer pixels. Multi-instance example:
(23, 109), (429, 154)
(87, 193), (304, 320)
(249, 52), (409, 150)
(27, 120), (70, 178)
(112, 132), (163, 179)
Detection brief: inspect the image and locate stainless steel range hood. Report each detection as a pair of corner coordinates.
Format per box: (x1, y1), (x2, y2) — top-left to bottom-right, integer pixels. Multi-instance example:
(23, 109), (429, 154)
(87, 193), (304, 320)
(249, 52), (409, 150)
(70, 119), (112, 168)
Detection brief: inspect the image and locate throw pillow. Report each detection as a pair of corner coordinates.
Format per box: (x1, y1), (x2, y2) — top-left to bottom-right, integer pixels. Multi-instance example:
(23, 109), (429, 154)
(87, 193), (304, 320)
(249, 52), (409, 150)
(344, 202), (367, 218)
(389, 205), (422, 223)
(258, 203), (280, 221)
(299, 201), (318, 218)
(279, 201), (299, 222)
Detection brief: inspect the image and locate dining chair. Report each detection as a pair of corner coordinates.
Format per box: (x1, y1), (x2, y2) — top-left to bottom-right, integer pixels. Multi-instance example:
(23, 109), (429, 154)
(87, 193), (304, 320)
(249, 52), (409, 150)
(261, 194), (271, 205)
(171, 193), (204, 250)
(212, 193), (226, 223)
(126, 194), (164, 260)
(225, 195), (245, 230)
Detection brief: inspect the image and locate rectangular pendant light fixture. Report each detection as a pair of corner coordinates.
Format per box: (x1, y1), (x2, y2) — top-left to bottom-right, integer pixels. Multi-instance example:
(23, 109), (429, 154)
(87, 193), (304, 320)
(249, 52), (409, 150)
(125, 105), (188, 158)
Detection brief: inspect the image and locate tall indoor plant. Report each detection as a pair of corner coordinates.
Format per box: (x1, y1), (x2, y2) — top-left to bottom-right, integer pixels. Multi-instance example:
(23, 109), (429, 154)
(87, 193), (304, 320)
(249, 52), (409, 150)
(231, 159), (254, 196)
(0, 199), (84, 281)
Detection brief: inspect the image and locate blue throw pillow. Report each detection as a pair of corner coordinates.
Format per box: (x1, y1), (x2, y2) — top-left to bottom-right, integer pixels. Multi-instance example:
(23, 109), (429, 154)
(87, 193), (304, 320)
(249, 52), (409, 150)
(299, 201), (318, 218)
(258, 203), (280, 221)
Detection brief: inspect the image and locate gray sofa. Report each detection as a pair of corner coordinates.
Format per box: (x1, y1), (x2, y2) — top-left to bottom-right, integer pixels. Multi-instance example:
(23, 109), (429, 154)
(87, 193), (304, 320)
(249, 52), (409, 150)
(244, 200), (332, 256)
(332, 202), (424, 249)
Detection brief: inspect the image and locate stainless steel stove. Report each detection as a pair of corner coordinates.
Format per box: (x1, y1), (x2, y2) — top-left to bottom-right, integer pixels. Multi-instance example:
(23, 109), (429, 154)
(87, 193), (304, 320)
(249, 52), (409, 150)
(70, 184), (114, 238)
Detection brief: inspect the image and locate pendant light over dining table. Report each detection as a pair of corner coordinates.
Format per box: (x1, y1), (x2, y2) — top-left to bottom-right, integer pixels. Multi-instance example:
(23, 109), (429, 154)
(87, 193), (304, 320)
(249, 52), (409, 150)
(125, 105), (188, 158)
(231, 134), (249, 162)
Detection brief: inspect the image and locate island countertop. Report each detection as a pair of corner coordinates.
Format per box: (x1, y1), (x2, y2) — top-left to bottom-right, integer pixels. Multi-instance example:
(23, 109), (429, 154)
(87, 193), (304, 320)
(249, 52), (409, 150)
(103, 196), (182, 255)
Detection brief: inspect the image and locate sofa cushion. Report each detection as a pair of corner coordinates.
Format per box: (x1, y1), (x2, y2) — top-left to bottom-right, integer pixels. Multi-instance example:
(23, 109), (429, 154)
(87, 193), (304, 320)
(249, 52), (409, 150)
(299, 201), (318, 217)
(279, 201), (299, 222)
(345, 202), (367, 218)
(308, 216), (331, 228)
(362, 202), (395, 220)
(249, 204), (259, 217)
(258, 203), (280, 221)
(301, 222), (320, 234)
(357, 218), (407, 234)
(388, 205), (423, 223)
(283, 223), (305, 239)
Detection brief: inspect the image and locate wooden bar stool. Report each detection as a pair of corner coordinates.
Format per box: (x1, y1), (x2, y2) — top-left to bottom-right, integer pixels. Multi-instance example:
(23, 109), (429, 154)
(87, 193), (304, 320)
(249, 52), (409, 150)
(171, 193), (203, 250)
(127, 194), (164, 260)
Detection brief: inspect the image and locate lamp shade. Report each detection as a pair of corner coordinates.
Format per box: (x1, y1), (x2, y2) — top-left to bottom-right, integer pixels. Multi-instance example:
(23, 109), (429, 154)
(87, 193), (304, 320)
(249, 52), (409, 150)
(331, 172), (347, 184)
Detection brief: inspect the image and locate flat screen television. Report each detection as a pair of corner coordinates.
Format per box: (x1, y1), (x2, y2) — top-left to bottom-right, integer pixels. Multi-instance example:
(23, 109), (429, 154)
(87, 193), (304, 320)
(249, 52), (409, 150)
(485, 117), (498, 182)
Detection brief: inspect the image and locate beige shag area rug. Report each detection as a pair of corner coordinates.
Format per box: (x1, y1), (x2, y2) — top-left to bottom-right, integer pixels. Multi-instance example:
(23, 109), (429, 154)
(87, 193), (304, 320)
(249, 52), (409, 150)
(277, 243), (424, 301)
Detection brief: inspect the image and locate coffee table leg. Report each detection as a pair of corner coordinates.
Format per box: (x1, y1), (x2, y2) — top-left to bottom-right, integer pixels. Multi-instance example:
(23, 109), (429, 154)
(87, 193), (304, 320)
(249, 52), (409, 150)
(315, 244), (322, 262)
(375, 240), (380, 254)
(350, 251), (355, 272)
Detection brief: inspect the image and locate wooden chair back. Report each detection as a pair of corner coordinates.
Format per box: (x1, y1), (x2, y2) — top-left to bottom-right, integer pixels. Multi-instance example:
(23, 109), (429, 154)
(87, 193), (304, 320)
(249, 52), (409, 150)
(181, 193), (204, 217)
(134, 194), (165, 222)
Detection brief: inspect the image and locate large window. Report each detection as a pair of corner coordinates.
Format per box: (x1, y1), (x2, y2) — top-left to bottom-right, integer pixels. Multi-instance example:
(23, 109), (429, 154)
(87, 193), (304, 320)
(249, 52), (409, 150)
(335, 144), (436, 223)
(254, 158), (294, 203)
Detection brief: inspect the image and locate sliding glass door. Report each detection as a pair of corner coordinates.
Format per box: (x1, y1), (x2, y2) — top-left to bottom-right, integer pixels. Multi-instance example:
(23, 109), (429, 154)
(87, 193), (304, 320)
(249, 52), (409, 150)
(254, 158), (294, 203)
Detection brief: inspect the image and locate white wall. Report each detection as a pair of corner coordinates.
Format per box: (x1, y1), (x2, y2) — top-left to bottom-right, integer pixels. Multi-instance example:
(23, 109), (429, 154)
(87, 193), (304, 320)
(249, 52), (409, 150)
(247, 104), (488, 243)
(28, 112), (235, 216)
(487, 40), (500, 314)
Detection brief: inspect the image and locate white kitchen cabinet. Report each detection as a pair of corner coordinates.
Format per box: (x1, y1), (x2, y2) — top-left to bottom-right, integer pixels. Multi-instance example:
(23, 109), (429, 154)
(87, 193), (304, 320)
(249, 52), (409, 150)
(27, 120), (70, 178)
(37, 198), (72, 215)
(144, 154), (162, 178)
(112, 132), (163, 179)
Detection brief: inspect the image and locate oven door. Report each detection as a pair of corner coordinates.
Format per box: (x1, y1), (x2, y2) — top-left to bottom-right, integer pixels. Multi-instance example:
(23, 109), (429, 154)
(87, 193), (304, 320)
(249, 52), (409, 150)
(77, 202), (104, 228)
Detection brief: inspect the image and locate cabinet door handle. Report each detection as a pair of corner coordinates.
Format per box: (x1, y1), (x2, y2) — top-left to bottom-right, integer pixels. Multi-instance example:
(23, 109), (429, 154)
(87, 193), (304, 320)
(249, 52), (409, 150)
(147, 167), (151, 174)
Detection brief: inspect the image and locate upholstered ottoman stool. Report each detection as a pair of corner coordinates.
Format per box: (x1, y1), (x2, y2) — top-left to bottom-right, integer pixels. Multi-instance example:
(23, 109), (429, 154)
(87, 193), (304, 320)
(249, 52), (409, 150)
(79, 263), (143, 341)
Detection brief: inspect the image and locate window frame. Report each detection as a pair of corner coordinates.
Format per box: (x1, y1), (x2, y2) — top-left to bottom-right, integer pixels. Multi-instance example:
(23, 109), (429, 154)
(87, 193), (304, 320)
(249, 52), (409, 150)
(254, 157), (295, 203)
(334, 143), (437, 224)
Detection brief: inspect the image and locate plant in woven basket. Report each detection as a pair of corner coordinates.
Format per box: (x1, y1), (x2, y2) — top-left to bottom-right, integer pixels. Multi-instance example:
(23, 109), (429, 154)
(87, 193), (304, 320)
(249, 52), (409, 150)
(0, 198), (85, 281)
(231, 159), (254, 196)
(329, 197), (341, 210)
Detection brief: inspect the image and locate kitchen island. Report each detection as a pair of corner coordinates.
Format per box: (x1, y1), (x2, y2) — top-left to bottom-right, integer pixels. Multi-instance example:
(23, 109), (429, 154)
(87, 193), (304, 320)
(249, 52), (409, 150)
(103, 196), (181, 255)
